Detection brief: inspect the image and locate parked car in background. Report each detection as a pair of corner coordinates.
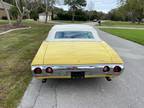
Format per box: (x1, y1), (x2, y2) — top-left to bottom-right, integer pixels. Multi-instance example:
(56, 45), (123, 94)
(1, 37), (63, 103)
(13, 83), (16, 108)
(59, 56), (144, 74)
(93, 19), (98, 22)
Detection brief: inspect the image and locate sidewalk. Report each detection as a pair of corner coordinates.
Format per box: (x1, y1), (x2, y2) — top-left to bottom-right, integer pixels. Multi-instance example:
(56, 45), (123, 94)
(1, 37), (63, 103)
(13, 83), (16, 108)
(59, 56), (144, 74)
(97, 26), (144, 30)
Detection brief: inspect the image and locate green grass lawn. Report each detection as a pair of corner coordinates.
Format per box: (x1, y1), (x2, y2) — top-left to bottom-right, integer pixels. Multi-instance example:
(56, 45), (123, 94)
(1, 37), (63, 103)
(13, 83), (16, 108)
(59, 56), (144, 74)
(0, 20), (10, 25)
(0, 21), (53, 108)
(100, 28), (144, 45)
(0, 20), (17, 25)
(101, 20), (144, 28)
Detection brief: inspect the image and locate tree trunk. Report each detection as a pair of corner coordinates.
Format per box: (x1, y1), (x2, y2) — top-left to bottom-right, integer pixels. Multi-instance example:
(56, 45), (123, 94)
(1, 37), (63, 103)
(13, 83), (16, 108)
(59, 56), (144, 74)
(27, 13), (30, 19)
(17, 15), (23, 25)
(137, 18), (141, 24)
(45, 12), (48, 23)
(52, 9), (54, 20)
(15, 0), (23, 25)
(24, 0), (30, 19)
(15, 0), (22, 15)
(72, 11), (75, 22)
(45, 0), (48, 23)
(0, 0), (11, 25)
(88, 12), (91, 21)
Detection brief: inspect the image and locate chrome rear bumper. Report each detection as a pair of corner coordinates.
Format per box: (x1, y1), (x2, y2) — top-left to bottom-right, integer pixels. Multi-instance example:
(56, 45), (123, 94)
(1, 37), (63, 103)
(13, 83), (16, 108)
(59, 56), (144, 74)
(32, 64), (124, 79)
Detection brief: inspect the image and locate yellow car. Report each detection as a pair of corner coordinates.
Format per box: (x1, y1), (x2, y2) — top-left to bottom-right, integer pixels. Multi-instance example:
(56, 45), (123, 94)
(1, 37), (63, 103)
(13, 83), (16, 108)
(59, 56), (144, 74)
(31, 24), (124, 82)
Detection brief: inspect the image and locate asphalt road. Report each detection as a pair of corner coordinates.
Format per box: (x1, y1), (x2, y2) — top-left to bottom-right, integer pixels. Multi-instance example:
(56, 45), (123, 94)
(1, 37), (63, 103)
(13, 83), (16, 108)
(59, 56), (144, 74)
(18, 24), (144, 108)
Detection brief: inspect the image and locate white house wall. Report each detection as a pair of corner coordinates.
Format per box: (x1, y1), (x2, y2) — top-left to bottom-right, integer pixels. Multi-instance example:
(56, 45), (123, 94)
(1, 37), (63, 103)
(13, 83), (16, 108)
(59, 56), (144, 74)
(39, 15), (51, 22)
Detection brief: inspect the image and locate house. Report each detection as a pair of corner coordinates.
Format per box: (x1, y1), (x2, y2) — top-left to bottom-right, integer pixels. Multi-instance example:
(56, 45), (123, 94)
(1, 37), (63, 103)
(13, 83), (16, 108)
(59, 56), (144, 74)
(0, 1), (13, 19)
(39, 12), (52, 22)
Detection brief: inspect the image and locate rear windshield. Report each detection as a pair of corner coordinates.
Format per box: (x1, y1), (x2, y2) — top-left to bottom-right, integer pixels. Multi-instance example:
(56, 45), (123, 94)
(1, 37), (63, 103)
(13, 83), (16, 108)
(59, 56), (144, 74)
(55, 31), (94, 39)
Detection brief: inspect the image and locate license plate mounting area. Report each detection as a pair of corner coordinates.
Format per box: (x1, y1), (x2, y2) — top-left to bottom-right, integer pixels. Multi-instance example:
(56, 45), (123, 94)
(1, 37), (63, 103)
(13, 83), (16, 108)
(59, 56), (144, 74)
(71, 72), (85, 79)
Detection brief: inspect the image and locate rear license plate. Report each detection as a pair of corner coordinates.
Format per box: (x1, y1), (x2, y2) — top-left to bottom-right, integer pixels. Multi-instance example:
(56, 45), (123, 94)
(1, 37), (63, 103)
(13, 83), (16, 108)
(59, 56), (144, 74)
(71, 72), (85, 79)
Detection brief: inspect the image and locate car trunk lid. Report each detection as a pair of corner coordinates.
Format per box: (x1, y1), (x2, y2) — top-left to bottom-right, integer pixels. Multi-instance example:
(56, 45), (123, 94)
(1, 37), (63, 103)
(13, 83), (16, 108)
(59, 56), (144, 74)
(43, 41), (112, 65)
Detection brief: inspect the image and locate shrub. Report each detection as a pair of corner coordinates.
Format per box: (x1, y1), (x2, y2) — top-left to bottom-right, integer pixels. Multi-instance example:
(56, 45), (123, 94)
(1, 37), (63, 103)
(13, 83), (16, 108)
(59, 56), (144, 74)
(9, 6), (18, 20)
(30, 10), (38, 21)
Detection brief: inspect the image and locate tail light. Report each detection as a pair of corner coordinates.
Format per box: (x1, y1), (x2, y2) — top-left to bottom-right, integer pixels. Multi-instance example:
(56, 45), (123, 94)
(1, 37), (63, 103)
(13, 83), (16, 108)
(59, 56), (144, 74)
(103, 66), (110, 72)
(113, 66), (121, 72)
(34, 67), (42, 74)
(46, 67), (53, 73)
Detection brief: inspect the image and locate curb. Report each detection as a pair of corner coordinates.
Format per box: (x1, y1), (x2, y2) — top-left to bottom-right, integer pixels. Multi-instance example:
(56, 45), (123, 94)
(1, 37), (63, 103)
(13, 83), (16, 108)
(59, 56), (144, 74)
(17, 78), (42, 108)
(97, 26), (144, 30)
(0, 26), (31, 35)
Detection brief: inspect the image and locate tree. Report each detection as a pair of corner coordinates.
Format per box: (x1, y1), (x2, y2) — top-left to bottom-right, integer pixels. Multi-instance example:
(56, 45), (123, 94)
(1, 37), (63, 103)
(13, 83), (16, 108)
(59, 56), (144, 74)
(15, 0), (24, 24)
(3, 0), (15, 5)
(9, 6), (18, 20)
(107, 6), (128, 21)
(0, 0), (11, 25)
(45, 0), (48, 23)
(15, 0), (30, 24)
(24, 0), (45, 20)
(119, 0), (144, 23)
(64, 0), (86, 21)
(44, 0), (55, 23)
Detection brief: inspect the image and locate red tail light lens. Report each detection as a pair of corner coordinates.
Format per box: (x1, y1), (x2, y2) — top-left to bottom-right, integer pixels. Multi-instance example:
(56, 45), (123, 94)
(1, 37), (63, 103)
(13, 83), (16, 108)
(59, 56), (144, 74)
(46, 67), (53, 73)
(34, 68), (42, 74)
(113, 66), (121, 72)
(103, 66), (110, 72)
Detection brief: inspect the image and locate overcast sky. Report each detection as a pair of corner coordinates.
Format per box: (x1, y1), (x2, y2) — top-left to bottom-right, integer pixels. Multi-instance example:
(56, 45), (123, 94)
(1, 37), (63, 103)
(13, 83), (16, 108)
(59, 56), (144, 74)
(55, 0), (119, 13)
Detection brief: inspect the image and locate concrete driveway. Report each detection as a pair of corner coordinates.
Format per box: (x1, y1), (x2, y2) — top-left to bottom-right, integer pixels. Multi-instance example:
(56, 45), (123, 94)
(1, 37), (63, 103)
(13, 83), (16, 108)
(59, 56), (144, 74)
(18, 25), (144, 108)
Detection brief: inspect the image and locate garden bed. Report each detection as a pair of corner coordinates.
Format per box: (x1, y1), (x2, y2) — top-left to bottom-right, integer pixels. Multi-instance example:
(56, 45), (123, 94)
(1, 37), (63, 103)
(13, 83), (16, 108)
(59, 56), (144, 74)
(0, 24), (29, 33)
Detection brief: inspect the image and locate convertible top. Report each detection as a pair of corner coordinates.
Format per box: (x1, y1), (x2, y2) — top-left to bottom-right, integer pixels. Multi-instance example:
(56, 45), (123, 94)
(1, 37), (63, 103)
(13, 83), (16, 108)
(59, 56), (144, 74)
(51, 24), (94, 31)
(46, 24), (102, 41)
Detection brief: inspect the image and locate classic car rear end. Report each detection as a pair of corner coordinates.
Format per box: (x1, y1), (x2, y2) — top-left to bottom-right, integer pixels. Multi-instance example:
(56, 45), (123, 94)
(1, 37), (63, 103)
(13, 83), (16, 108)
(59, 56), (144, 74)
(31, 24), (124, 82)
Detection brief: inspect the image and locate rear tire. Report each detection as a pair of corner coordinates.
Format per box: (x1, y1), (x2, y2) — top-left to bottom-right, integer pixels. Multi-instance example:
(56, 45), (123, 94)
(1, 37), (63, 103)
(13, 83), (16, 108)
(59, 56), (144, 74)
(42, 79), (47, 83)
(105, 77), (112, 81)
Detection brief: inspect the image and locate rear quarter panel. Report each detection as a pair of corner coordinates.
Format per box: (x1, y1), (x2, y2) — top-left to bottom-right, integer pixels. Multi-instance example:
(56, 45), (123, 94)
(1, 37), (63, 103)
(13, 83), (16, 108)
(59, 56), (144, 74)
(31, 41), (48, 66)
(101, 41), (124, 64)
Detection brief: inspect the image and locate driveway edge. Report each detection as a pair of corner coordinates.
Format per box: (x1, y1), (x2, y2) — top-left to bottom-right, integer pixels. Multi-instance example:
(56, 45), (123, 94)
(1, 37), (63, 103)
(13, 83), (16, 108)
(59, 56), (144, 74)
(17, 78), (42, 108)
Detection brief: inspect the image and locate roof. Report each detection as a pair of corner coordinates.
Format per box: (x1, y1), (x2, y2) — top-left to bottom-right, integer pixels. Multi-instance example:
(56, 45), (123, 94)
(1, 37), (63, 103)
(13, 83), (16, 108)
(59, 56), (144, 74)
(0, 1), (13, 9)
(52, 24), (94, 31)
(47, 24), (102, 41)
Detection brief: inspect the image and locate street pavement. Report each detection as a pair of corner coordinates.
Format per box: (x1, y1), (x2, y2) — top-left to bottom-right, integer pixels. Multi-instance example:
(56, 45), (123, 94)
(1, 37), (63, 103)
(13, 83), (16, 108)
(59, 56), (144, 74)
(18, 23), (144, 108)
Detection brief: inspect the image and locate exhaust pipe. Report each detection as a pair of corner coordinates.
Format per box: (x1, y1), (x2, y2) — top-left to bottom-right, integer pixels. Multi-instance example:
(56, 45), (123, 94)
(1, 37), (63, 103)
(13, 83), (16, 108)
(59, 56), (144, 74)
(42, 79), (47, 83)
(105, 77), (112, 81)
